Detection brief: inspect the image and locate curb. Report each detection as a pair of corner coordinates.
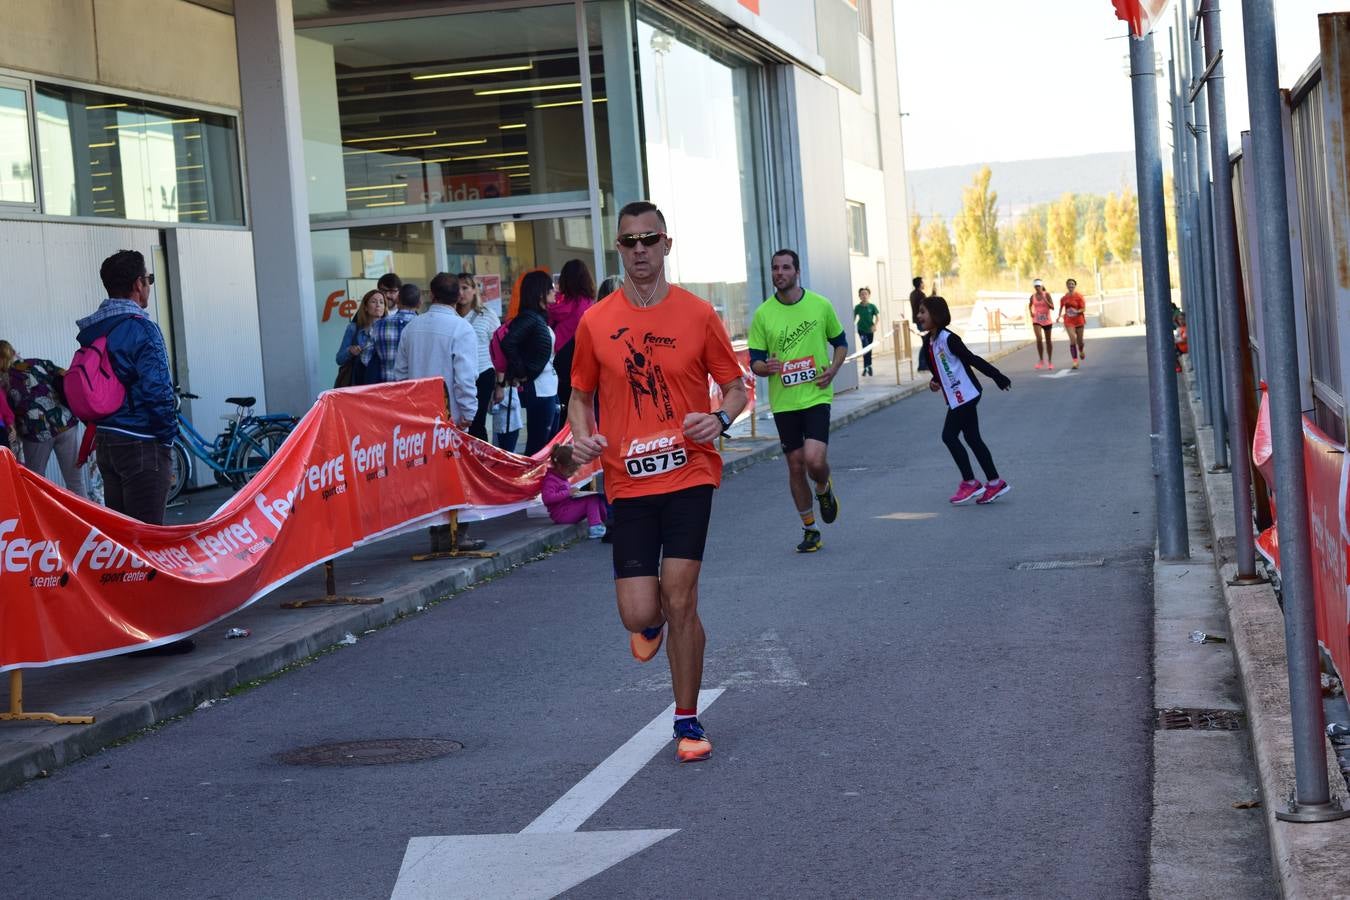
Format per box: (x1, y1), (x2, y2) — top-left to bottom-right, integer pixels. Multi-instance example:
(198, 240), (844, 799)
(0, 338), (1032, 795)
(1180, 373), (1350, 898)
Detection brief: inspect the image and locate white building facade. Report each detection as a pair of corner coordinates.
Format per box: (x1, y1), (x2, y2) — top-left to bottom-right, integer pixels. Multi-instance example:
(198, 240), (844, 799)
(0, 0), (911, 427)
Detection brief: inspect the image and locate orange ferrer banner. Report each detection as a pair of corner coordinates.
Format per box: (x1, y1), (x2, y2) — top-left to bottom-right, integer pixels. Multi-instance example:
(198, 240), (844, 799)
(1252, 390), (1350, 680)
(0, 380), (480, 672)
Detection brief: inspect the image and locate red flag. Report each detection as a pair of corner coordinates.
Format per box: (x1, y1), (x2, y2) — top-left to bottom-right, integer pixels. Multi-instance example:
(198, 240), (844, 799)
(1112, 0), (1172, 38)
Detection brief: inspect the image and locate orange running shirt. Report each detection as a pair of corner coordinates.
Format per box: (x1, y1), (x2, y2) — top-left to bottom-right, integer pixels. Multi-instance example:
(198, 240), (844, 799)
(1061, 291), (1087, 324)
(571, 286), (743, 501)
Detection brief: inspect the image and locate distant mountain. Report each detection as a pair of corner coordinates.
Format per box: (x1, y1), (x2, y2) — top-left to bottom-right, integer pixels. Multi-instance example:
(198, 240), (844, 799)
(906, 152), (1137, 224)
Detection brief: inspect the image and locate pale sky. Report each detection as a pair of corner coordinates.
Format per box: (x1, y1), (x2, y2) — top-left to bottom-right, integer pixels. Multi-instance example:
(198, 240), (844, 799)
(894, 0), (1342, 172)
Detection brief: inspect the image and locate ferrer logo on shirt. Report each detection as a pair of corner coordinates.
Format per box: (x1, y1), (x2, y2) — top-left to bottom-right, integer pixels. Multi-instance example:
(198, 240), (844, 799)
(618, 332), (677, 421)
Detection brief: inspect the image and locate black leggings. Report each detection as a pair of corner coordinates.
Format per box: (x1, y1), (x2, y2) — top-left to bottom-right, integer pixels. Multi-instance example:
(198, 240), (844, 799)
(470, 368), (496, 441)
(942, 398), (999, 482)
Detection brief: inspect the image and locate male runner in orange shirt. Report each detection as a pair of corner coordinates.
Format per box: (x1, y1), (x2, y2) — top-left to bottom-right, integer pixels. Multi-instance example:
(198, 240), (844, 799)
(568, 200), (748, 763)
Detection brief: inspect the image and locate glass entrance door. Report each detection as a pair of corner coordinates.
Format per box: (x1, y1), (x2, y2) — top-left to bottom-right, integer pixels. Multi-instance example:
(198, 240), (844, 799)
(444, 213), (610, 317)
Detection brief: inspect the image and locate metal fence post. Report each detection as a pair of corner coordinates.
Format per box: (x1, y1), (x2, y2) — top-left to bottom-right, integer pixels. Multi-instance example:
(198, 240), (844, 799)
(1132, 28), (1191, 561)
(1187, 0), (1230, 469)
(1200, 0), (1262, 583)
(1240, 0), (1350, 822)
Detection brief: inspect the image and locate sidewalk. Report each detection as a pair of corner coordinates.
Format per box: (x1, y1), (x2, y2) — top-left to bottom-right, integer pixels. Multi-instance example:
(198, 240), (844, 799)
(0, 338), (1031, 795)
(1179, 367), (1350, 898)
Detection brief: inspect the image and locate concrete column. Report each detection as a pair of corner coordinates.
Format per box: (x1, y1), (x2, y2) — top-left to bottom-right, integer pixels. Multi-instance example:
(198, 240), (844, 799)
(235, 0), (321, 413)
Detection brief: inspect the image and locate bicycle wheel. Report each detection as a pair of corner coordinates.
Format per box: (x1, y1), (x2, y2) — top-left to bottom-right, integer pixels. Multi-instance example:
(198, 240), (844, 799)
(167, 440), (192, 504)
(227, 422), (290, 484)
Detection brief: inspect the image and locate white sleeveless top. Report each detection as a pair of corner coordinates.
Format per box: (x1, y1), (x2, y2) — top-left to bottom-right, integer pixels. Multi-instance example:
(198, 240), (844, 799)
(929, 329), (981, 410)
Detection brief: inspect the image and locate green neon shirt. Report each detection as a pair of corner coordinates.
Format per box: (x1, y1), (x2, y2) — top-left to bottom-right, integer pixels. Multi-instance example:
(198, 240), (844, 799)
(748, 289), (845, 413)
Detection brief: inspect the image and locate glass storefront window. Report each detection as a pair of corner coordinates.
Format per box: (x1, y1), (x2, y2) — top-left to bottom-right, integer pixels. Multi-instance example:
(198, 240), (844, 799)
(298, 5), (595, 222)
(35, 84), (243, 225)
(445, 214), (596, 316)
(635, 13), (767, 339)
(0, 85), (35, 206)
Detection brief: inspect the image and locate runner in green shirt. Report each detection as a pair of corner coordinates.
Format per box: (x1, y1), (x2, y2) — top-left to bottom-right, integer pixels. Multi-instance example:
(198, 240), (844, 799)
(853, 287), (880, 376)
(748, 249), (847, 553)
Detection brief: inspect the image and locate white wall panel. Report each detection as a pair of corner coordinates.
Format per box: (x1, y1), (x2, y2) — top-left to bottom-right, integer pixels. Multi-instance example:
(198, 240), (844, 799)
(167, 227), (264, 488)
(0, 219), (160, 488)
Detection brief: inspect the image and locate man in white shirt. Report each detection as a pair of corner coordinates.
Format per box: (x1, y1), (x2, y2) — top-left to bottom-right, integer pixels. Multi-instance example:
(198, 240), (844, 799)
(392, 272), (484, 552)
(392, 273), (479, 428)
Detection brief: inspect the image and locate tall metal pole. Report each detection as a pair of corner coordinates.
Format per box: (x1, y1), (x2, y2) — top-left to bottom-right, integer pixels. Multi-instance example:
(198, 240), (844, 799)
(1173, 24), (1213, 425)
(1131, 28), (1190, 561)
(1240, 0), (1349, 822)
(1187, 0), (1230, 469)
(1199, 1), (1261, 583)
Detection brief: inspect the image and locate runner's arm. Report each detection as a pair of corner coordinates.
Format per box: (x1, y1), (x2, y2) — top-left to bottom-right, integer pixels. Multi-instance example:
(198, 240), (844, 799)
(814, 337), (848, 388)
(948, 333), (1012, 390)
(567, 388), (607, 463)
(682, 377), (747, 443)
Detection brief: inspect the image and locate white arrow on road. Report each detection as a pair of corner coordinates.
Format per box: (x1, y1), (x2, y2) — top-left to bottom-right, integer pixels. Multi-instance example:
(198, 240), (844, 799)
(390, 688), (725, 900)
(1039, 368), (1075, 379)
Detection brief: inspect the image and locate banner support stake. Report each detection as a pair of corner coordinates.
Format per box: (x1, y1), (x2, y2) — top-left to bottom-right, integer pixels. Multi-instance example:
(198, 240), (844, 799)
(412, 511), (499, 562)
(281, 560), (384, 609)
(0, 671), (94, 725)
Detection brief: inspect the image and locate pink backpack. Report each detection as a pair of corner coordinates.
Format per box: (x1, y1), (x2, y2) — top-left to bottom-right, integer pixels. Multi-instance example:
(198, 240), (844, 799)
(488, 321), (511, 373)
(66, 323), (129, 422)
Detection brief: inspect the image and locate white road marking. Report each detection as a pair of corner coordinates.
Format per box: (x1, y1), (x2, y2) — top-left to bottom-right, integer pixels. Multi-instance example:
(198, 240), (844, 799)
(1039, 369), (1074, 379)
(624, 632), (807, 691)
(522, 687), (724, 834)
(391, 688), (725, 899)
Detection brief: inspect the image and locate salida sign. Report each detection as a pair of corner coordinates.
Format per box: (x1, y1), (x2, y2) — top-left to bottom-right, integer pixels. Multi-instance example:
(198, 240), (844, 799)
(0, 380), (468, 671)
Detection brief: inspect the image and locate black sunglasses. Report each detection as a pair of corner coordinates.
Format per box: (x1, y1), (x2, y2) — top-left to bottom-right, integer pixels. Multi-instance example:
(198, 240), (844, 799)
(142, 273), (155, 286)
(617, 231), (665, 248)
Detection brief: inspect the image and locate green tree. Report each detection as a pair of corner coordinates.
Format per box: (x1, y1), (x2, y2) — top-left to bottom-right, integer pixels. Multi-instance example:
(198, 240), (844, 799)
(1013, 214), (1047, 279)
(1080, 210), (1108, 274)
(1000, 223), (1021, 272)
(953, 167), (1000, 281)
(909, 212), (929, 280)
(1105, 188), (1140, 263)
(921, 214), (956, 278)
(1047, 193), (1078, 269)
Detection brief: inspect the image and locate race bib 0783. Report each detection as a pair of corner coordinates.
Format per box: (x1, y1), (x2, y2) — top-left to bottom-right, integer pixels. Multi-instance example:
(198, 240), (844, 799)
(780, 356), (817, 387)
(623, 431), (688, 478)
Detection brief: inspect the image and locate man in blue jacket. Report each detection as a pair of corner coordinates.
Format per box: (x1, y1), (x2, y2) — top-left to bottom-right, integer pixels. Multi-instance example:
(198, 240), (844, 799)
(76, 250), (177, 525)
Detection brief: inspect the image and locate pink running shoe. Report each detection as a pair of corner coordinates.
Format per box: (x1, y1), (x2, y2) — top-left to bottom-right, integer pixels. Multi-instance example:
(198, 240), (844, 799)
(976, 480), (1012, 505)
(1034, 361), (1045, 370)
(949, 480), (982, 504)
(1047, 363), (1055, 371)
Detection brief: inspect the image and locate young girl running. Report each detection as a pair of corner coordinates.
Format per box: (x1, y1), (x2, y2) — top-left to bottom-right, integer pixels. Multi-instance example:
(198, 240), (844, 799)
(541, 444), (608, 539)
(918, 296), (1013, 505)
(1028, 279), (1056, 370)
(1058, 278), (1087, 369)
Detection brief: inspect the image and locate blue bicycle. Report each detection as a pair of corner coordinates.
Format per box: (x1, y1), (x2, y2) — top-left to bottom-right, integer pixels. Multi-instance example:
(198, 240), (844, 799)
(167, 390), (298, 502)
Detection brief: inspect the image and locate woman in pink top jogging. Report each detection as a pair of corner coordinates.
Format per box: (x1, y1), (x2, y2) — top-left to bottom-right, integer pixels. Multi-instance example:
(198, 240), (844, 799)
(1028, 279), (1056, 370)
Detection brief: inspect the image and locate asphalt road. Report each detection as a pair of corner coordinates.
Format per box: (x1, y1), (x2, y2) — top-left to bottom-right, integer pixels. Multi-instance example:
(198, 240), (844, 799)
(2, 335), (1157, 899)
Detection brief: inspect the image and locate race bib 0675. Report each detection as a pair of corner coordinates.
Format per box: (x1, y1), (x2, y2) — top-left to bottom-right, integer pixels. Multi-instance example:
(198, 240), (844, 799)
(623, 431), (688, 478)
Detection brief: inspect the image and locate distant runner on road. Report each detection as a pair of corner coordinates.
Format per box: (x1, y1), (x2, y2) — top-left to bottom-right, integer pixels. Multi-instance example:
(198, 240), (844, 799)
(1029, 279), (1056, 370)
(1059, 278), (1087, 369)
(919, 295), (1013, 506)
(748, 249), (847, 553)
(568, 200), (748, 764)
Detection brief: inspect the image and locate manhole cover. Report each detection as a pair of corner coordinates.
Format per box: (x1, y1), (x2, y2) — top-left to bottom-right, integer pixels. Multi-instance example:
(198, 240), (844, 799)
(1015, 558), (1106, 571)
(275, 738), (463, 766)
(1156, 707), (1245, 731)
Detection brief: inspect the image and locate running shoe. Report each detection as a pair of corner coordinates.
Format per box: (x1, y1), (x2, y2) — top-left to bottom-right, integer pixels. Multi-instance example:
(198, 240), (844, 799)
(630, 624), (664, 662)
(1072, 359), (1079, 370)
(816, 482), (840, 524)
(1034, 361), (1045, 370)
(1080, 349), (1086, 360)
(674, 717), (713, 762)
(796, 528), (823, 553)
(976, 480), (1012, 505)
(588, 524), (607, 540)
(949, 479), (982, 504)
(1047, 363), (1054, 371)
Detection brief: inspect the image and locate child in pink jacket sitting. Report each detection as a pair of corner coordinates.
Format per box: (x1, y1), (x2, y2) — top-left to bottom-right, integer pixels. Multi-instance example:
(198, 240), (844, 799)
(542, 444), (607, 539)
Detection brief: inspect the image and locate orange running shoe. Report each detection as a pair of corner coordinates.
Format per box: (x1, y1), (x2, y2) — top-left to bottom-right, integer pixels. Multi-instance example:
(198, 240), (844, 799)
(630, 625), (664, 662)
(674, 718), (712, 762)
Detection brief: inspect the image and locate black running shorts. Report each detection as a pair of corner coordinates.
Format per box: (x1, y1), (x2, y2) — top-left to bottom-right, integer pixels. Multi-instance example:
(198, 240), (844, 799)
(610, 484), (715, 579)
(772, 403), (832, 454)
